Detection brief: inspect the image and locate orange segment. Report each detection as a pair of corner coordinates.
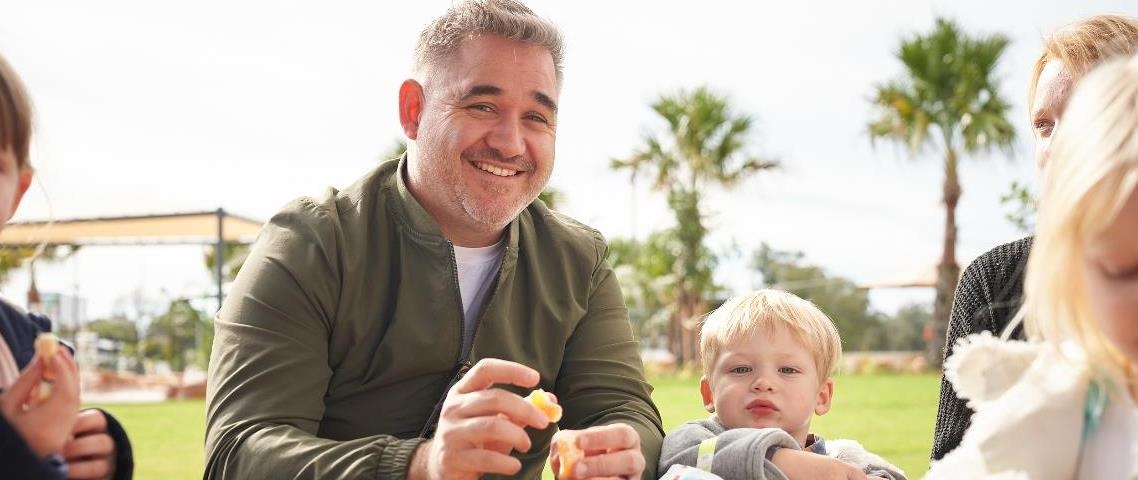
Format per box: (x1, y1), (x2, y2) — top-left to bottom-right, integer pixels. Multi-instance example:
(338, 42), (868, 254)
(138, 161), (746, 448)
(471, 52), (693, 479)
(554, 434), (583, 479)
(32, 333), (59, 403)
(526, 388), (562, 422)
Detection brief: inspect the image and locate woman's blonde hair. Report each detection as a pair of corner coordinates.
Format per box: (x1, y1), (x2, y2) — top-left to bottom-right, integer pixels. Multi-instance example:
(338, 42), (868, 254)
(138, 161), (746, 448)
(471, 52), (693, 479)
(0, 53), (33, 171)
(1027, 15), (1138, 119)
(1021, 52), (1138, 380)
(699, 289), (842, 379)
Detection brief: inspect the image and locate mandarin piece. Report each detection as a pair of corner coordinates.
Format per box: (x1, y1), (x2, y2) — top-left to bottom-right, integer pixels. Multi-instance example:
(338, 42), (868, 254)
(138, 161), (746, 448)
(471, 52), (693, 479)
(31, 333), (59, 403)
(554, 433), (584, 480)
(525, 388), (563, 422)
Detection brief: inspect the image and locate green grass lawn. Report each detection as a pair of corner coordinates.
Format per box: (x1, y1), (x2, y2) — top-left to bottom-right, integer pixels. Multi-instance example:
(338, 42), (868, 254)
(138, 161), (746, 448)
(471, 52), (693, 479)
(89, 373), (937, 479)
(86, 400), (205, 480)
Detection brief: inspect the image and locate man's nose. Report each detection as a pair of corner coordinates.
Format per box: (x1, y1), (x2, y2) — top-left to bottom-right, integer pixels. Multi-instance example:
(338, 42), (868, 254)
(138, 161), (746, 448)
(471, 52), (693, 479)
(487, 116), (525, 159)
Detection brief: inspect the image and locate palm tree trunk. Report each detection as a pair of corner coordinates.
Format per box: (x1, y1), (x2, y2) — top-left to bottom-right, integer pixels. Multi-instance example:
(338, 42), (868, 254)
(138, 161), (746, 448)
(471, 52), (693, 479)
(671, 281), (686, 368)
(680, 294), (703, 370)
(929, 149), (962, 368)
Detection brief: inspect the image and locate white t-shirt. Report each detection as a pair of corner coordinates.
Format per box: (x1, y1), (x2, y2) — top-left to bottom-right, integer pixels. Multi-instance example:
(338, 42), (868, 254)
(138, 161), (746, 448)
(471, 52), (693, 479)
(1078, 384), (1138, 478)
(453, 239), (505, 360)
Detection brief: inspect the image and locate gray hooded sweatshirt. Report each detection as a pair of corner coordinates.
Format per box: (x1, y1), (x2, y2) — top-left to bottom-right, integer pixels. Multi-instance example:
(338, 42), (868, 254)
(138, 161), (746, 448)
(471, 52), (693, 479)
(660, 416), (906, 480)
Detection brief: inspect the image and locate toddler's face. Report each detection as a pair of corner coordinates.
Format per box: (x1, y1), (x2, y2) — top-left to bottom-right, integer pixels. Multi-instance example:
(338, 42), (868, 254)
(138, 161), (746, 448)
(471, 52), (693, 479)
(700, 326), (832, 445)
(1083, 186), (1138, 366)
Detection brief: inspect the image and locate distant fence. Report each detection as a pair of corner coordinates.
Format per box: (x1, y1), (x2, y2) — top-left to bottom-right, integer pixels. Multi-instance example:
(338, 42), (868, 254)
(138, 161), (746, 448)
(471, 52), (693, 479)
(842, 351), (928, 374)
(642, 349), (930, 375)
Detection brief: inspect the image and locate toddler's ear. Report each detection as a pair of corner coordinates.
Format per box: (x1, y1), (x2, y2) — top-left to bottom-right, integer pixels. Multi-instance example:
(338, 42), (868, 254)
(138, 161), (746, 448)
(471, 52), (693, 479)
(699, 376), (715, 413)
(814, 378), (834, 416)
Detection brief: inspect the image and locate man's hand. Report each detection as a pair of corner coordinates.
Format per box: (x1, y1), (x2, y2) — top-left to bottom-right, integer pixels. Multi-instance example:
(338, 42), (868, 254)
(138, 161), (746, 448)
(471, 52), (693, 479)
(408, 358), (549, 480)
(771, 448), (868, 480)
(550, 423), (644, 479)
(63, 409), (117, 479)
(0, 349), (80, 458)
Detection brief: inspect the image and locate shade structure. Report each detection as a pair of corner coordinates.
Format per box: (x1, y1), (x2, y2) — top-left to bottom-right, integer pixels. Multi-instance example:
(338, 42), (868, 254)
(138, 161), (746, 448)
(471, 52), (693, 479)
(0, 210), (262, 246)
(0, 209), (263, 312)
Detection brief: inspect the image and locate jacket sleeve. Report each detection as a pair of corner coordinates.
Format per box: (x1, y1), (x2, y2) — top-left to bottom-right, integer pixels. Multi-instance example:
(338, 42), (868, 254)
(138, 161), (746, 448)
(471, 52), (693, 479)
(553, 237), (665, 480)
(0, 411), (66, 479)
(204, 197), (424, 480)
(932, 257), (987, 461)
(660, 422), (799, 480)
(827, 439), (907, 480)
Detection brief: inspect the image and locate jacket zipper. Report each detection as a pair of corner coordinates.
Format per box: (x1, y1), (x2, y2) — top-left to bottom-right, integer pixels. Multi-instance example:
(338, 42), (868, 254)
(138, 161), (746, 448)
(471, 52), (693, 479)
(418, 241), (504, 438)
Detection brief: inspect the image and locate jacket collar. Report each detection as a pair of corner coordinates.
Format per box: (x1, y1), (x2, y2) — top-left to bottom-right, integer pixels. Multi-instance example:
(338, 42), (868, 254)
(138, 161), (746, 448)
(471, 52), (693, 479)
(389, 153), (521, 255)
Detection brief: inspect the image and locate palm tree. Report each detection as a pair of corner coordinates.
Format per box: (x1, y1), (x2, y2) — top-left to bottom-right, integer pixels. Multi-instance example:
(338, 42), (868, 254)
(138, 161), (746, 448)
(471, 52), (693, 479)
(868, 18), (1016, 367)
(613, 86), (777, 367)
(203, 242), (251, 283)
(537, 187), (562, 210)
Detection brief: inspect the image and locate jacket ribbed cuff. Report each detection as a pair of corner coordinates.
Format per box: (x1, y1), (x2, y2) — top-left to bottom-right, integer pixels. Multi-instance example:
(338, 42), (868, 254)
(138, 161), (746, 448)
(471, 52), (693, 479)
(376, 437), (426, 480)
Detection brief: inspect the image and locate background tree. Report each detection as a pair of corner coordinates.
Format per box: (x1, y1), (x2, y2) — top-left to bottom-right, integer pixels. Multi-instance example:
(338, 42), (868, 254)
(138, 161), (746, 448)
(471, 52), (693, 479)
(873, 302), (932, 351)
(86, 315), (143, 371)
(607, 231), (684, 344)
(613, 86), (777, 366)
(752, 243), (885, 351)
(382, 138), (407, 160)
(999, 181), (1035, 234)
(203, 242), (251, 284)
(0, 244), (78, 291)
(537, 188), (561, 210)
(868, 18), (1016, 366)
(141, 298), (209, 372)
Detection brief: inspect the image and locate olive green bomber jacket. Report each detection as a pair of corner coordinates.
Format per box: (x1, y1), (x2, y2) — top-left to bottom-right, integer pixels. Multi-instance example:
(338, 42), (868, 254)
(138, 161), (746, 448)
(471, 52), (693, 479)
(205, 157), (663, 479)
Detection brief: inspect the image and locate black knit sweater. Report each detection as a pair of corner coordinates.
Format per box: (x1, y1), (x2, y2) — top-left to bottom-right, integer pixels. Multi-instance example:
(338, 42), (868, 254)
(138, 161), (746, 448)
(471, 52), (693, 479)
(931, 236), (1033, 461)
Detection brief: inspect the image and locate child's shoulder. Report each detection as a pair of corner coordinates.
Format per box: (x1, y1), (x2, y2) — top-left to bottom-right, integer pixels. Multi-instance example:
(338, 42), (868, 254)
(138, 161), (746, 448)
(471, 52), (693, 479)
(944, 331), (1088, 409)
(929, 332), (1091, 479)
(666, 417), (726, 438)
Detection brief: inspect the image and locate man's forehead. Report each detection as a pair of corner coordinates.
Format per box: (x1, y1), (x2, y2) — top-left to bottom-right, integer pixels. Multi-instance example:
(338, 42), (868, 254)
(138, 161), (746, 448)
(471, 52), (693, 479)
(1033, 62), (1073, 115)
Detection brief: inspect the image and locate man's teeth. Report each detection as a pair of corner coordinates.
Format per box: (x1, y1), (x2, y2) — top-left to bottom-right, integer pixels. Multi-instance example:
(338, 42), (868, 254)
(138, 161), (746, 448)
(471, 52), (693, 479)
(476, 162), (518, 177)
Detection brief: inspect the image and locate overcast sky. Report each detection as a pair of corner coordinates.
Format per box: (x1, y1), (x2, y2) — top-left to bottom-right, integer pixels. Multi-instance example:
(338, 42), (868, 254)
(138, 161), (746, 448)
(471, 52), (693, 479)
(2, 1), (1136, 319)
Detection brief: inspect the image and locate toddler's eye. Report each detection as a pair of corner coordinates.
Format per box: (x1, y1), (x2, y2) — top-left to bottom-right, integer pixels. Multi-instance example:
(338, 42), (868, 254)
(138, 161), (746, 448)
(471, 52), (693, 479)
(778, 367), (800, 375)
(728, 366), (751, 375)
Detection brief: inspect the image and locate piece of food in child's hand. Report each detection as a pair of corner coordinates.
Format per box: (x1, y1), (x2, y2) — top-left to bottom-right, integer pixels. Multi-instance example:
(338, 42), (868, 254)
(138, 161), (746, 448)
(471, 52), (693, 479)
(31, 333), (59, 403)
(526, 388), (562, 422)
(554, 433), (584, 480)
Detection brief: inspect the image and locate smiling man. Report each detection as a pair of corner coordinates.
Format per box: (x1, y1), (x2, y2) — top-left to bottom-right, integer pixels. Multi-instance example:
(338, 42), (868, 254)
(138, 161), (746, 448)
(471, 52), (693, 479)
(204, 1), (662, 479)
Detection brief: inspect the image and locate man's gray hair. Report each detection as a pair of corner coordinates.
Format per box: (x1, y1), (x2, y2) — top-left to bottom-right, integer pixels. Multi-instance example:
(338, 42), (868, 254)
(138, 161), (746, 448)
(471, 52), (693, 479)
(413, 0), (564, 84)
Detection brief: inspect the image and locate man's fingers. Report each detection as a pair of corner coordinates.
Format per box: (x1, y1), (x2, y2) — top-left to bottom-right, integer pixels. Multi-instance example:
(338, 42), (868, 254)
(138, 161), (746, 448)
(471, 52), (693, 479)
(72, 409), (109, 436)
(573, 448), (645, 479)
(443, 389), (548, 429)
(440, 415), (533, 453)
(575, 424), (639, 452)
(452, 358), (539, 394)
(448, 448), (523, 476)
(63, 432), (114, 461)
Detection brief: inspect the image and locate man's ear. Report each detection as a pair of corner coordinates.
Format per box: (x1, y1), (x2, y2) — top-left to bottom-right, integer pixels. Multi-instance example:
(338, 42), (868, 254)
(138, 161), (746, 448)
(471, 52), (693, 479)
(399, 79), (424, 140)
(814, 378), (834, 416)
(699, 376), (715, 413)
